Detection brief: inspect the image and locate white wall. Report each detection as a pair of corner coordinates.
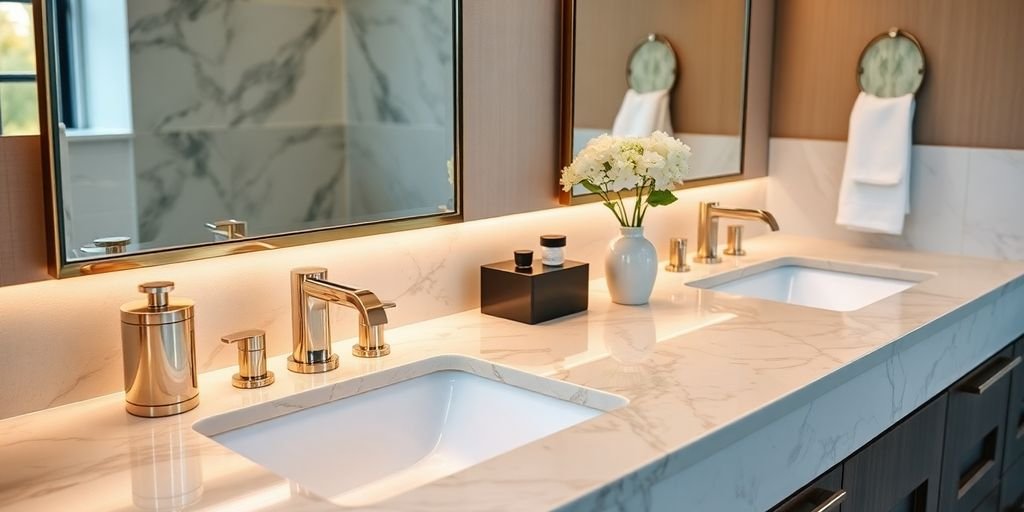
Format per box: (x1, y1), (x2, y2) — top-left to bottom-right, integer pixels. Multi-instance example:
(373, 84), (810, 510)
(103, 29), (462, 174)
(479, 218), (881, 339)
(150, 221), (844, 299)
(60, 132), (138, 253)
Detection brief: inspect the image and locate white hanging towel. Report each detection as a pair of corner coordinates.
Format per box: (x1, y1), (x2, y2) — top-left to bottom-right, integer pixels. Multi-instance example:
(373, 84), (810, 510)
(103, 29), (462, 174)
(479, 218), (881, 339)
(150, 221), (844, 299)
(611, 89), (673, 137)
(835, 92), (916, 235)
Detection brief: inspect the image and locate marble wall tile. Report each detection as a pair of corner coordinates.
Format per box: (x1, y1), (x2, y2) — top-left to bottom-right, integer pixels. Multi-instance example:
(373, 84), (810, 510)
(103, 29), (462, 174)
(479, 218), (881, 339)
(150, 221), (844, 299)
(766, 138), (1017, 260)
(118, 0), (458, 251)
(125, 0), (351, 249)
(340, 0), (456, 219)
(127, 0), (345, 131)
(764, 138), (857, 243)
(901, 146), (970, 254)
(0, 179), (768, 419)
(963, 148), (1024, 260)
(344, 0), (452, 124)
(342, 0), (454, 126)
(134, 126), (348, 248)
(345, 124), (454, 219)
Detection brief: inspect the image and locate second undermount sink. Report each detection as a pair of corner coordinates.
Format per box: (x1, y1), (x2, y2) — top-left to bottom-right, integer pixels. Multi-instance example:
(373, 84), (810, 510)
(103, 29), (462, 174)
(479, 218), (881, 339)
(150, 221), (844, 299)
(688, 257), (933, 312)
(193, 355), (626, 507)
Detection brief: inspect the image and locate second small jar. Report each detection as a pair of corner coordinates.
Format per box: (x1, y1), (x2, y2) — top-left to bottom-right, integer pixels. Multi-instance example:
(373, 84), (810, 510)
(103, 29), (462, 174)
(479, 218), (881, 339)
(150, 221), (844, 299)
(540, 235), (566, 267)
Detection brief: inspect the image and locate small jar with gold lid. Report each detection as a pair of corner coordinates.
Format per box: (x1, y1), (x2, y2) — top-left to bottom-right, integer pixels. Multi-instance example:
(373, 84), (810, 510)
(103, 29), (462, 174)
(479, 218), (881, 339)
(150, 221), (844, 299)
(120, 281), (199, 418)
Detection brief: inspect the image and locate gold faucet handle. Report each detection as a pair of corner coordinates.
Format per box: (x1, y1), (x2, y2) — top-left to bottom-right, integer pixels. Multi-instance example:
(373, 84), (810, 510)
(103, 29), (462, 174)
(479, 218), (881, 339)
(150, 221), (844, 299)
(665, 238), (691, 272)
(221, 329), (267, 351)
(221, 329), (274, 389)
(724, 225), (746, 256)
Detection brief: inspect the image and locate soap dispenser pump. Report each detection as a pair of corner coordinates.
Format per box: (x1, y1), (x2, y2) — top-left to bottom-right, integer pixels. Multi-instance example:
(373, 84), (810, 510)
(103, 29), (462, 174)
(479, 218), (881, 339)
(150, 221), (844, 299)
(120, 281), (199, 417)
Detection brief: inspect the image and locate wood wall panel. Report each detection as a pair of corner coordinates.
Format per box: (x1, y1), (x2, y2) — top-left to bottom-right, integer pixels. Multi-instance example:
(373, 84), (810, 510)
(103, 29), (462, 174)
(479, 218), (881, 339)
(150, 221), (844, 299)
(573, 0), (747, 135)
(771, 0), (1024, 149)
(461, 0), (563, 220)
(0, 136), (50, 286)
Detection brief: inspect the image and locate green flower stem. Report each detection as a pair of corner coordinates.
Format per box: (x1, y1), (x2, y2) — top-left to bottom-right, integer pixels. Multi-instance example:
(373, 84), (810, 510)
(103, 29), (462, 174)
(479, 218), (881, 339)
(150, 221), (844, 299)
(595, 189), (627, 226)
(638, 178), (653, 225)
(614, 190), (630, 226)
(632, 184), (642, 226)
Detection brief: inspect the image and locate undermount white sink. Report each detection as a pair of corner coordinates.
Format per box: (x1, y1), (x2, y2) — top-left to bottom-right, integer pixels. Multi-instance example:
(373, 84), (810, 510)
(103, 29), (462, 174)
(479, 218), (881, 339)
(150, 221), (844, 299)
(688, 257), (933, 312)
(193, 355), (626, 506)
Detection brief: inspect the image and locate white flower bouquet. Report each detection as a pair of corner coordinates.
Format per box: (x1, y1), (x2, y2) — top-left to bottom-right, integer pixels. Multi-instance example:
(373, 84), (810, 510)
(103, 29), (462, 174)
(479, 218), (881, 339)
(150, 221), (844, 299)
(560, 131), (691, 227)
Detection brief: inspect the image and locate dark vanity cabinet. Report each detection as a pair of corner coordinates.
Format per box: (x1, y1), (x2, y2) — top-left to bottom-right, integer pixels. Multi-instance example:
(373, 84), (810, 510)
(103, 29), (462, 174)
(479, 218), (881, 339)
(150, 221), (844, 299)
(843, 396), (947, 512)
(773, 335), (1024, 512)
(1000, 457), (1024, 510)
(1001, 338), (1024, 511)
(940, 346), (1017, 512)
(772, 466), (845, 512)
(1003, 340), (1024, 473)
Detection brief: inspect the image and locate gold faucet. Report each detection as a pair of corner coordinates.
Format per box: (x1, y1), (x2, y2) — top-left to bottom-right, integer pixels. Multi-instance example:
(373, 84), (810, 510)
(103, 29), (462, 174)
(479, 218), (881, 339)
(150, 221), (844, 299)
(289, 267), (395, 373)
(694, 202), (780, 264)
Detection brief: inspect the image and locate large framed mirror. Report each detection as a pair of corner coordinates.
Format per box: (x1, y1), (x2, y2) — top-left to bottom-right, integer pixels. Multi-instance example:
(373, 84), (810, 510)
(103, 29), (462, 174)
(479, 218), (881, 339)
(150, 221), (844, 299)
(37, 0), (462, 277)
(560, 0), (754, 204)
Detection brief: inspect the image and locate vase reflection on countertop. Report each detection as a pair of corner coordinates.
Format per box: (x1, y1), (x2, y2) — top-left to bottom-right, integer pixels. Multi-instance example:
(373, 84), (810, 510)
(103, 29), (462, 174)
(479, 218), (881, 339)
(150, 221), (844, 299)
(602, 308), (658, 388)
(129, 420), (203, 510)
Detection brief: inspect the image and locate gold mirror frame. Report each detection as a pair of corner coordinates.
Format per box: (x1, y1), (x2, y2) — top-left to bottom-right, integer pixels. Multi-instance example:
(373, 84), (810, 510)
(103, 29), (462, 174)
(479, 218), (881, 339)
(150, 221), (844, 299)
(36, 0), (465, 278)
(558, 0), (771, 206)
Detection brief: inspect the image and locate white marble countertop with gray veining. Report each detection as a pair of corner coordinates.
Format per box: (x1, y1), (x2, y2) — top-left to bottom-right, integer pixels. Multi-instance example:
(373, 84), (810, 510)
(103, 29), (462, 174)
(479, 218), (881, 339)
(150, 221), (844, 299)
(1, 234), (1023, 511)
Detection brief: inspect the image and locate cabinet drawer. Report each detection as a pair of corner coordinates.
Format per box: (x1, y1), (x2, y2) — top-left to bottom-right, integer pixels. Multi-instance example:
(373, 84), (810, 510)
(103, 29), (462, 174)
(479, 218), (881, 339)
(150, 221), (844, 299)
(940, 347), (1019, 512)
(842, 395), (948, 512)
(972, 489), (1000, 512)
(1003, 336), (1024, 472)
(770, 465), (845, 512)
(1001, 456), (1024, 512)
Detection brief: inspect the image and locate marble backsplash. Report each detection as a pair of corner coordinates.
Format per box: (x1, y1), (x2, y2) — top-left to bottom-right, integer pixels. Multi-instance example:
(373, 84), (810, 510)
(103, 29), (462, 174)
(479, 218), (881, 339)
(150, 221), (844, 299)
(0, 179), (767, 419)
(766, 138), (1024, 261)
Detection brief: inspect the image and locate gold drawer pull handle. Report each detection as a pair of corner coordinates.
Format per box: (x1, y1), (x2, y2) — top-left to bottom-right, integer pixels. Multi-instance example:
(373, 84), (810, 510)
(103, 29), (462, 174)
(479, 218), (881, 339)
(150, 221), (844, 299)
(962, 356), (1021, 395)
(958, 458), (995, 499)
(777, 488), (847, 512)
(810, 489), (847, 512)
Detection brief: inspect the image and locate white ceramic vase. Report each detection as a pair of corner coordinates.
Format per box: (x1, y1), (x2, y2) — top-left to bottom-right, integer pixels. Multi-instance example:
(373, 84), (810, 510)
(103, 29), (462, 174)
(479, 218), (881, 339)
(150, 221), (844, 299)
(605, 226), (658, 305)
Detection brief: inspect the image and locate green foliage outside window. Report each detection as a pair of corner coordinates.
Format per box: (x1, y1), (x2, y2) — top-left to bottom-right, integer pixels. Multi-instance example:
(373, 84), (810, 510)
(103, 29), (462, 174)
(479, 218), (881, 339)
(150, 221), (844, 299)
(0, 3), (39, 135)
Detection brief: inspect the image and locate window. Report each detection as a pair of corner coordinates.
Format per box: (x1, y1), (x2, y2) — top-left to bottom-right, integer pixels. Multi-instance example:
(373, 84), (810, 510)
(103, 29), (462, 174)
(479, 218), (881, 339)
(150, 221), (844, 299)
(0, 0), (38, 136)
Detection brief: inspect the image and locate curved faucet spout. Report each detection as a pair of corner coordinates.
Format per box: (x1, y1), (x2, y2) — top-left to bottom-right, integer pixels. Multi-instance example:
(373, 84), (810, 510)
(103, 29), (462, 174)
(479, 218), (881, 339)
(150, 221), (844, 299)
(709, 206), (780, 231)
(302, 279), (391, 327)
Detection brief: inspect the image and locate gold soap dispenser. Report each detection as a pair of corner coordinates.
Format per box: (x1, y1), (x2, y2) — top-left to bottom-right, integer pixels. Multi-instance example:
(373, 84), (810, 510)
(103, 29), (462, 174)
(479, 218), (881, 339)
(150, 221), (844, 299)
(120, 281), (199, 418)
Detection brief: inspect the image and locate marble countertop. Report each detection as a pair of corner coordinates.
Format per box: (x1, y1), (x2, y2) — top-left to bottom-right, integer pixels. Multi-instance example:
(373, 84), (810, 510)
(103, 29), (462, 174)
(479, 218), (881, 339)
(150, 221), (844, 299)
(2, 234), (1023, 511)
